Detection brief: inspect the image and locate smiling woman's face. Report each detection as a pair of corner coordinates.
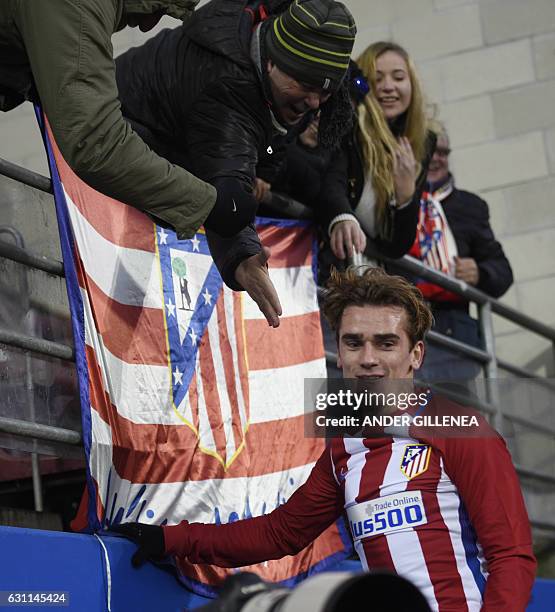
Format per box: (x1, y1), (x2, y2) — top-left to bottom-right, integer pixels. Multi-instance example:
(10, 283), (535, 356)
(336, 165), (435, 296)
(373, 51), (412, 121)
(337, 304), (424, 380)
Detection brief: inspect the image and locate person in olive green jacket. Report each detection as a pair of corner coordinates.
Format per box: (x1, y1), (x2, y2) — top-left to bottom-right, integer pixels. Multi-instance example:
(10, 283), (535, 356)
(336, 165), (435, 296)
(0, 0), (224, 241)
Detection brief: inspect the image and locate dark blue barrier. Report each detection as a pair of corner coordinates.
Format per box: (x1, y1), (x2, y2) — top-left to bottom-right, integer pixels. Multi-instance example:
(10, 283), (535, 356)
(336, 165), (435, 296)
(0, 526), (204, 611)
(528, 578), (555, 611)
(0, 526), (553, 611)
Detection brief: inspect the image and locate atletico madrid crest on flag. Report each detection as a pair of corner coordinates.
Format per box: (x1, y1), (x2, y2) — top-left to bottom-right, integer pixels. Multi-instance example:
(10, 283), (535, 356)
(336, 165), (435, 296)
(158, 229), (250, 468)
(400, 444), (431, 480)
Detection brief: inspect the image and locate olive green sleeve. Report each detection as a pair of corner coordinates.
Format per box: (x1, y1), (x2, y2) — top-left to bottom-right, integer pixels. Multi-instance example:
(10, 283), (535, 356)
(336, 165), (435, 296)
(17, 0), (215, 239)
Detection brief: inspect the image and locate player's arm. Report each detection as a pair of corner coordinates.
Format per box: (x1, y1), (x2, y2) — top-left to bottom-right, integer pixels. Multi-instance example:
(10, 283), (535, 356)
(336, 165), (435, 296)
(113, 448), (343, 567)
(442, 428), (536, 610)
(165, 448), (343, 566)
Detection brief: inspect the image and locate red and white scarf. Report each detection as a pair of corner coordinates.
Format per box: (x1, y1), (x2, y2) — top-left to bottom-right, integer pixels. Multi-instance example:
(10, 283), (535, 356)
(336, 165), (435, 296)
(409, 176), (463, 302)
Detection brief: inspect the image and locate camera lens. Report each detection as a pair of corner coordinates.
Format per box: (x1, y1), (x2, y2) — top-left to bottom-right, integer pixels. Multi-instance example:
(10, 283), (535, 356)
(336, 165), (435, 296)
(195, 571), (431, 612)
(278, 572), (431, 612)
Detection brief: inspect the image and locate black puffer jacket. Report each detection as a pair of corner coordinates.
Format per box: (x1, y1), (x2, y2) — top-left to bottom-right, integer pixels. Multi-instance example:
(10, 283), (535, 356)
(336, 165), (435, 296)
(116, 0), (289, 288)
(270, 142), (332, 209)
(256, 137), (332, 219)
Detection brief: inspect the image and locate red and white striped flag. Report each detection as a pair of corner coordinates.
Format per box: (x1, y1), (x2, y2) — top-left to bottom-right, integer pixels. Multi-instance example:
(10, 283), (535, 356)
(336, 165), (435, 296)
(40, 115), (350, 594)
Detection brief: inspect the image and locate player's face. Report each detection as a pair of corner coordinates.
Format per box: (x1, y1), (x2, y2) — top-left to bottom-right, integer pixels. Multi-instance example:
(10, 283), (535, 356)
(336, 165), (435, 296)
(337, 304), (424, 380)
(267, 61), (331, 126)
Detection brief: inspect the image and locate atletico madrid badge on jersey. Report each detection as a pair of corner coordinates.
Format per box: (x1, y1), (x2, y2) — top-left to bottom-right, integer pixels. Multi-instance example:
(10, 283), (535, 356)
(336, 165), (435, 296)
(400, 444), (431, 480)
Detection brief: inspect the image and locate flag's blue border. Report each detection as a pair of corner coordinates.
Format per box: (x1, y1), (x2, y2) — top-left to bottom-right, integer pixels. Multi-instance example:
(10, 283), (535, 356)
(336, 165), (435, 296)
(35, 107), (99, 532)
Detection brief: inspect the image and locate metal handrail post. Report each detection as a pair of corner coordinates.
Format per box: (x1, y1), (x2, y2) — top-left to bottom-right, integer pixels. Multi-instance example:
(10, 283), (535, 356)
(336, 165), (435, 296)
(0, 327), (74, 362)
(26, 352), (43, 513)
(0, 239), (64, 277)
(479, 301), (502, 433)
(350, 251), (364, 268)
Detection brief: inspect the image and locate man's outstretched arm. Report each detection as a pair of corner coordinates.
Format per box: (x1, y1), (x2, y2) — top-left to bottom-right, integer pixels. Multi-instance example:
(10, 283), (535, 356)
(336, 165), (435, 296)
(17, 0), (215, 240)
(186, 80), (287, 324)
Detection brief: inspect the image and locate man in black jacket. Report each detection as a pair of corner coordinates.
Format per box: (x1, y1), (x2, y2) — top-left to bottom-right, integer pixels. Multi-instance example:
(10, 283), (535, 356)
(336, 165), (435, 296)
(411, 125), (513, 380)
(116, 0), (356, 327)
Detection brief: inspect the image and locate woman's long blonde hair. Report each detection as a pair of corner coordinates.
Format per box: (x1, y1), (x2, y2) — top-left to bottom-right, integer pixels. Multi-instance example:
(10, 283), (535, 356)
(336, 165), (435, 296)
(355, 41), (429, 235)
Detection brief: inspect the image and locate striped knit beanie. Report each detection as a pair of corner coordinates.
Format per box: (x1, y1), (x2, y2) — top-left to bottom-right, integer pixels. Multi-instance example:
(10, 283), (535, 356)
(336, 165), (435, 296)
(265, 0), (356, 92)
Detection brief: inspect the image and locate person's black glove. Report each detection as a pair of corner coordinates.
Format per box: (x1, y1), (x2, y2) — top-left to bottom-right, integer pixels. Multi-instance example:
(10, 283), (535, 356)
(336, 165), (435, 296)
(110, 522), (165, 568)
(204, 177), (258, 238)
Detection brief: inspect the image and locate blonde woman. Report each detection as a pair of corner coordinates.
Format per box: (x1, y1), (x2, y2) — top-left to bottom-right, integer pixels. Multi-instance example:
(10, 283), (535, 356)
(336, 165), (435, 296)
(319, 42), (437, 267)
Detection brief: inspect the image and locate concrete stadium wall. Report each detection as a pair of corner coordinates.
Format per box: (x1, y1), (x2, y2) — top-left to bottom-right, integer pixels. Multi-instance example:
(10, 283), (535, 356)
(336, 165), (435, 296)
(1, 0), (554, 373)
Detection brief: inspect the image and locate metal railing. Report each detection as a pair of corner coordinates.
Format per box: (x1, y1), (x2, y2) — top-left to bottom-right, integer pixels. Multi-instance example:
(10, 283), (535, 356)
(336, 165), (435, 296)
(0, 157), (52, 194)
(0, 160), (80, 513)
(1, 159), (555, 533)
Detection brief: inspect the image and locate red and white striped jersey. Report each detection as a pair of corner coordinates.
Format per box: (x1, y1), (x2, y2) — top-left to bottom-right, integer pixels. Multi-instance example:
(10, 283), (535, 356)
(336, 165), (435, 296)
(165, 411), (536, 611)
(330, 429), (536, 611)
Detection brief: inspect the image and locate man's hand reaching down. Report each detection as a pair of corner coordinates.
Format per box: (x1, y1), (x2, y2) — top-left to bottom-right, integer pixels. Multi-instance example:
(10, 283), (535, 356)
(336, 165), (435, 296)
(235, 247), (282, 328)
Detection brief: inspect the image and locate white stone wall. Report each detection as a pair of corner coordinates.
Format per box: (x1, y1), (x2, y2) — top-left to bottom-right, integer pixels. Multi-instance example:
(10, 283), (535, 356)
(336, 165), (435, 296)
(348, 0), (555, 375)
(1, 0), (554, 373)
